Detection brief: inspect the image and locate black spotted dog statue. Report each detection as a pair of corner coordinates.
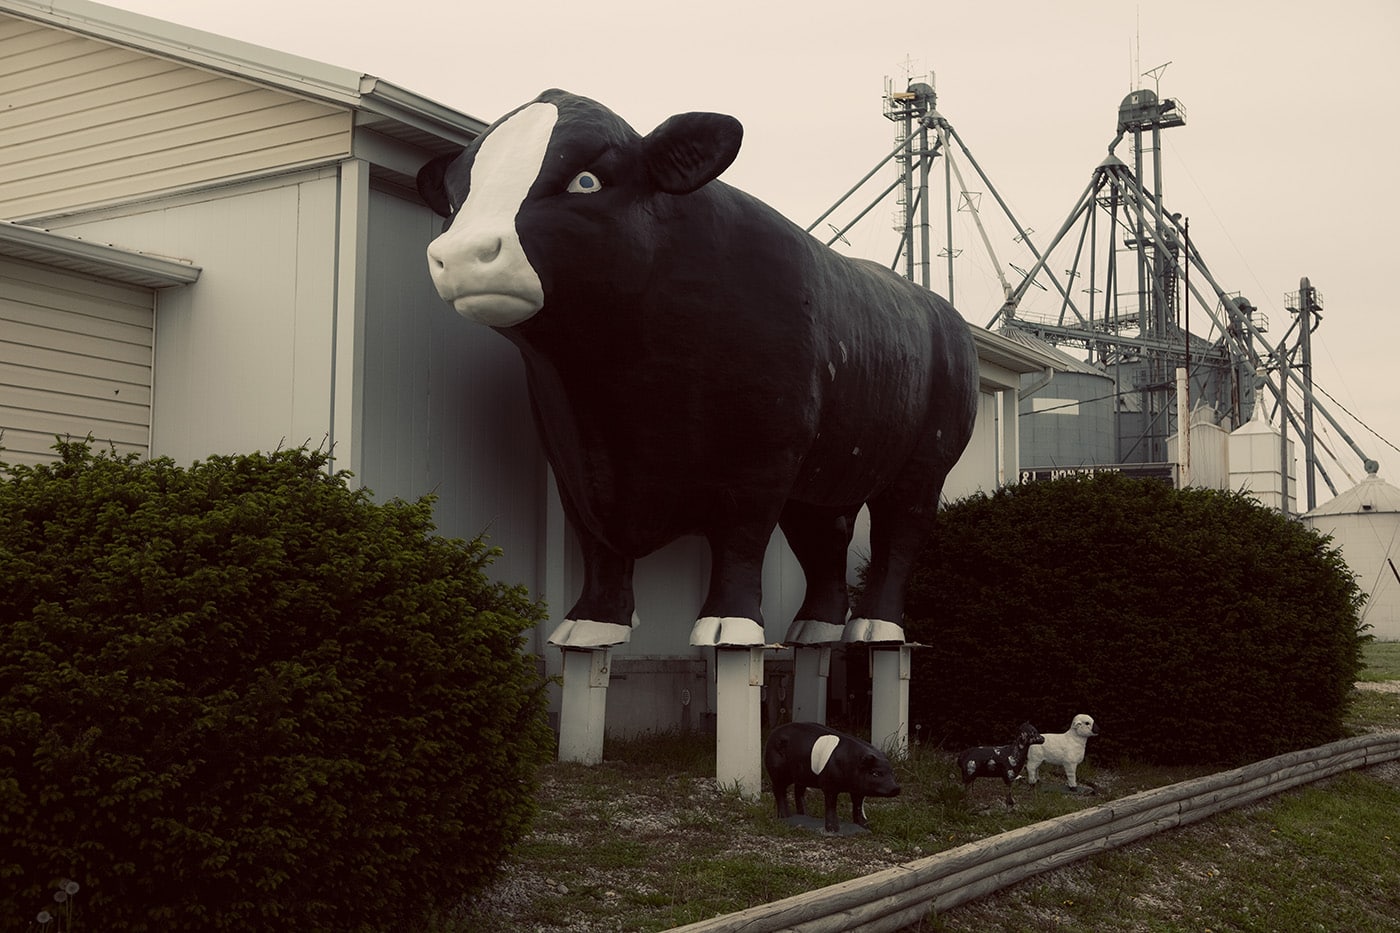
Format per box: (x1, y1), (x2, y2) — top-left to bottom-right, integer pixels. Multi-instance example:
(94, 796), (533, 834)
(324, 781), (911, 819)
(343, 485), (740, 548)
(956, 722), (1045, 806)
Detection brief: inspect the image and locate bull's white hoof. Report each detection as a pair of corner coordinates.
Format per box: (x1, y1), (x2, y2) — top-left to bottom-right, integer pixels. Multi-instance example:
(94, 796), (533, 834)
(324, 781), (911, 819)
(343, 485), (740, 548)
(784, 619), (846, 645)
(690, 616), (766, 647)
(842, 617), (906, 644)
(547, 619), (632, 648)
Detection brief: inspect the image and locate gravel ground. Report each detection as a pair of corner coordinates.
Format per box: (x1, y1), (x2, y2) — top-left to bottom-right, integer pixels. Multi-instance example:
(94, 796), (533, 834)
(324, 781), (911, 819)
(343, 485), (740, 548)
(456, 681), (1400, 931)
(454, 768), (911, 931)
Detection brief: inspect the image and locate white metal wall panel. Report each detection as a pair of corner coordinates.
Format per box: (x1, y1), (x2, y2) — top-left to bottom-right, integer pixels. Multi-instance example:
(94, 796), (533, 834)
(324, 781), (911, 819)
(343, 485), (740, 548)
(43, 172), (341, 465)
(0, 14), (353, 219)
(1168, 418), (1229, 490)
(943, 390), (1001, 500)
(0, 256), (153, 465)
(1310, 514), (1400, 641)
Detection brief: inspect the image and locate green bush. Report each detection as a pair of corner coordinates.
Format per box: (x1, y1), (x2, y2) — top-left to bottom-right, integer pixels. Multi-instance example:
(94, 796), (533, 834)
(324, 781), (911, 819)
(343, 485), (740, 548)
(0, 442), (551, 930)
(902, 473), (1368, 766)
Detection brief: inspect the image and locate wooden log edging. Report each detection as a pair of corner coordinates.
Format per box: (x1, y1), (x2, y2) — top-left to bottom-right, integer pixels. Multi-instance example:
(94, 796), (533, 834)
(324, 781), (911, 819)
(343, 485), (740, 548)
(670, 731), (1400, 933)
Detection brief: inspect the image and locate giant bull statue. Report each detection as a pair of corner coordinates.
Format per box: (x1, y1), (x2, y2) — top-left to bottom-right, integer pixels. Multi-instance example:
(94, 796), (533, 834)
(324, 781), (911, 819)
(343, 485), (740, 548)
(416, 89), (977, 649)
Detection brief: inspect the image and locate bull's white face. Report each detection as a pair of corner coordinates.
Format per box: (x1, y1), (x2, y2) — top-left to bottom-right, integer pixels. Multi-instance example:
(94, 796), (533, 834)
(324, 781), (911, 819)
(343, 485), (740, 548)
(426, 102), (558, 327)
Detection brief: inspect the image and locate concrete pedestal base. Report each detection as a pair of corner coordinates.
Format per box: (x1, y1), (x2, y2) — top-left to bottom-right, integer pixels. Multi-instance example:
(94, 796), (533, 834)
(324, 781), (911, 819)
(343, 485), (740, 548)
(714, 645), (764, 800)
(870, 644), (913, 758)
(791, 644), (832, 724)
(557, 647), (611, 765)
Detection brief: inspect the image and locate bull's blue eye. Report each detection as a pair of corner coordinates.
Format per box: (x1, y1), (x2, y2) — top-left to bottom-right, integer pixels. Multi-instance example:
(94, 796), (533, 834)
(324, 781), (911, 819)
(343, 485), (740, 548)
(567, 171), (602, 194)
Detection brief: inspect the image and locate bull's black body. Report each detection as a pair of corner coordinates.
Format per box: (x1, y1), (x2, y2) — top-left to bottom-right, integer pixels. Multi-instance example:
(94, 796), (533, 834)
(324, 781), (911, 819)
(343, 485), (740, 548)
(417, 89), (978, 645)
(763, 721), (901, 833)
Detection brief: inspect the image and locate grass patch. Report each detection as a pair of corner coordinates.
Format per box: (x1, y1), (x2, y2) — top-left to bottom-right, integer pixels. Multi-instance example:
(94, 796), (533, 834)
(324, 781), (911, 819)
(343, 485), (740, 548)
(928, 767), (1400, 932)
(925, 655), (1400, 933)
(440, 645), (1400, 931)
(1347, 688), (1400, 733)
(1360, 640), (1400, 681)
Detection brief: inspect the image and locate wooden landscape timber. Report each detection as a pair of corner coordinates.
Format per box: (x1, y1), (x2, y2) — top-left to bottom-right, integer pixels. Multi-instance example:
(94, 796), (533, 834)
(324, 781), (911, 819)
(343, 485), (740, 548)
(669, 732), (1400, 933)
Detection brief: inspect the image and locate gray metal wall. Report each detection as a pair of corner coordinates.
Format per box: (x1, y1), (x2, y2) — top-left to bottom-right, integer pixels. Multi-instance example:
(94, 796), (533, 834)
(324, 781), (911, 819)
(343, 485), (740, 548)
(358, 186), (546, 596)
(1019, 370), (1116, 468)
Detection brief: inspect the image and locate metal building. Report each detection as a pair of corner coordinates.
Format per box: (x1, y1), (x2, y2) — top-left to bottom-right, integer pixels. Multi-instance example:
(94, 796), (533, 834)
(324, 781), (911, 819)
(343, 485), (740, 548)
(856, 75), (1378, 513)
(1303, 469), (1400, 641)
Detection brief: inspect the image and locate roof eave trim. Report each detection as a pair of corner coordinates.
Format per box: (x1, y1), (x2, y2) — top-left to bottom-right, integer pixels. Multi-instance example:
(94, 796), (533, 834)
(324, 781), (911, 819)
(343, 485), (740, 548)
(357, 78), (488, 148)
(0, 222), (201, 287)
(970, 325), (1066, 374)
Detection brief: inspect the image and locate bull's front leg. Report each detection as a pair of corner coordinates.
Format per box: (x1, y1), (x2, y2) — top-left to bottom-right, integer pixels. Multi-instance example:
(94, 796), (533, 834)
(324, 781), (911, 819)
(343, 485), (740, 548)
(690, 521), (774, 646)
(548, 531), (637, 648)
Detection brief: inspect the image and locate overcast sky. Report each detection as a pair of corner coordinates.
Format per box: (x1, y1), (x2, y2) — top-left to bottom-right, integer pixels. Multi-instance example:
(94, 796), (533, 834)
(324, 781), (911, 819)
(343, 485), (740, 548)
(99, 0), (1400, 506)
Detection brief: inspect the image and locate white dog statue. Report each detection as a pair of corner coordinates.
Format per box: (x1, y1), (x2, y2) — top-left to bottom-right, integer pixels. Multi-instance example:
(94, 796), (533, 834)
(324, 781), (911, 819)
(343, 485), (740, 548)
(1026, 713), (1099, 791)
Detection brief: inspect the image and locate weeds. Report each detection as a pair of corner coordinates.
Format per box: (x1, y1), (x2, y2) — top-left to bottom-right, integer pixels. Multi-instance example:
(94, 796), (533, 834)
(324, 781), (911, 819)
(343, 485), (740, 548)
(27, 880), (79, 932)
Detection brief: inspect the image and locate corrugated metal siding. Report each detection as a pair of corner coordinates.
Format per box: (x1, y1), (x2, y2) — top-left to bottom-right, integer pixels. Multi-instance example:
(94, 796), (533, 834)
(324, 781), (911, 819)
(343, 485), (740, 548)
(0, 13), (353, 219)
(0, 256), (153, 465)
(358, 187), (547, 592)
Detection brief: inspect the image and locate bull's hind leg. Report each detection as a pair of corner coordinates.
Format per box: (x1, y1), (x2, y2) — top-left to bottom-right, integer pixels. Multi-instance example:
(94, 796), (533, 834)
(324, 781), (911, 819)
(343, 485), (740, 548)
(847, 480), (943, 644)
(779, 501), (859, 643)
(848, 371), (972, 644)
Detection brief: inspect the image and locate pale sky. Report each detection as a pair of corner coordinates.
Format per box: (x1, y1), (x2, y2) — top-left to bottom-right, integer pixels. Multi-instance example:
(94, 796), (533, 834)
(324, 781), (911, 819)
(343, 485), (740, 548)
(97, 0), (1400, 506)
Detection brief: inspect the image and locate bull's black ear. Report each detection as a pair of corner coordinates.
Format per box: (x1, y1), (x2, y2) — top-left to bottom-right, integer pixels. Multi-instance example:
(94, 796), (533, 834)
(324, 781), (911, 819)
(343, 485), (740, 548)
(642, 112), (743, 195)
(416, 152), (461, 218)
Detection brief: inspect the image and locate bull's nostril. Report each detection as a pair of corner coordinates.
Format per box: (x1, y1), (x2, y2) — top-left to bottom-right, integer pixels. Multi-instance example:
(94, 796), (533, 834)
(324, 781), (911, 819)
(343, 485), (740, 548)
(477, 238), (503, 263)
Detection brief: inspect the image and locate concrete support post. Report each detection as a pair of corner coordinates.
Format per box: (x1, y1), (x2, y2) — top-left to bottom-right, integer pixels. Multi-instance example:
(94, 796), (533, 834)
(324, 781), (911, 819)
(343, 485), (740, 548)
(1000, 386), (1021, 489)
(714, 646), (765, 800)
(870, 645), (913, 758)
(557, 647), (611, 765)
(791, 645), (832, 724)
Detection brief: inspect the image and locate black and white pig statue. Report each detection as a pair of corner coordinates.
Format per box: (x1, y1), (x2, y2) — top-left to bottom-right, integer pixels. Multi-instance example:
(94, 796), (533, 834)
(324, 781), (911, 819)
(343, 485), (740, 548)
(763, 721), (901, 833)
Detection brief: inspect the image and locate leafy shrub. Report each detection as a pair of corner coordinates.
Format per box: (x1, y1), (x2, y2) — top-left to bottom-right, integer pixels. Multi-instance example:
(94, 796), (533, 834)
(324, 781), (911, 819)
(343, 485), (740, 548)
(902, 472), (1368, 766)
(0, 442), (551, 930)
